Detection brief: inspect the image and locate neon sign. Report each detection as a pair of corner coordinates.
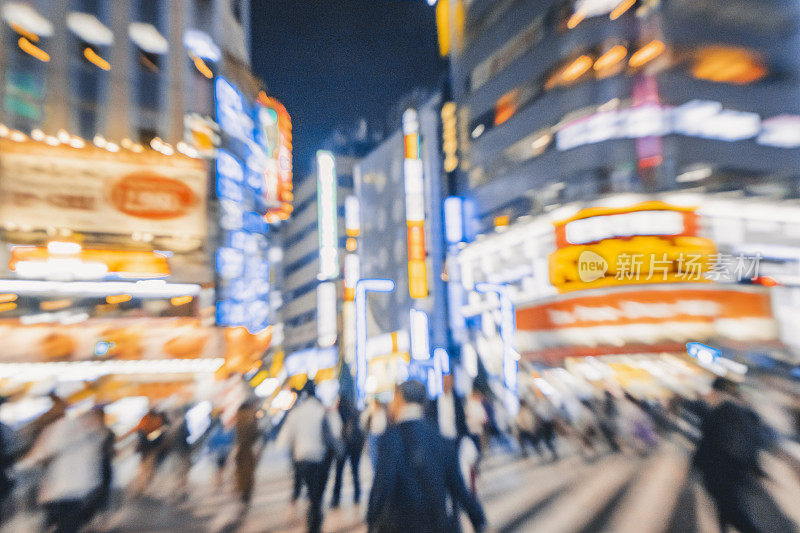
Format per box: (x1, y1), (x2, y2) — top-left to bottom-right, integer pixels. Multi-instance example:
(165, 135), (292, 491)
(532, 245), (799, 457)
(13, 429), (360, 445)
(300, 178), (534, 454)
(317, 151), (339, 280)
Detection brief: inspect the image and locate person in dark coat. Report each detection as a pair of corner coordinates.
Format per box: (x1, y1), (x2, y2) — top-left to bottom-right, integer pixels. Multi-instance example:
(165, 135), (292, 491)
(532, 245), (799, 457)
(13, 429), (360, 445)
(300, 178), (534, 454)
(0, 397), (14, 522)
(234, 401), (260, 506)
(693, 377), (795, 533)
(84, 407), (115, 523)
(330, 396), (364, 507)
(367, 380), (486, 533)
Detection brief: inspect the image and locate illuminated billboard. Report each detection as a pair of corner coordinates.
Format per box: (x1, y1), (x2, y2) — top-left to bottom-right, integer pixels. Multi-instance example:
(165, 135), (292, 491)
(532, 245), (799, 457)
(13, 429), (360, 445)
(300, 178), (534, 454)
(214, 77), (273, 333)
(214, 77), (292, 220)
(0, 139), (207, 242)
(516, 286), (777, 362)
(256, 93), (293, 223)
(317, 151), (339, 281)
(402, 109), (428, 300)
(549, 202), (717, 292)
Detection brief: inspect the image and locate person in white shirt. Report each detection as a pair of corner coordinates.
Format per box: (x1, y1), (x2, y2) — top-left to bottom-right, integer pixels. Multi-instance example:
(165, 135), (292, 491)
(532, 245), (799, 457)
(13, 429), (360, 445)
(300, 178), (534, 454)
(426, 373), (468, 443)
(465, 389), (487, 447)
(276, 381), (330, 533)
(24, 410), (104, 533)
(362, 399), (388, 468)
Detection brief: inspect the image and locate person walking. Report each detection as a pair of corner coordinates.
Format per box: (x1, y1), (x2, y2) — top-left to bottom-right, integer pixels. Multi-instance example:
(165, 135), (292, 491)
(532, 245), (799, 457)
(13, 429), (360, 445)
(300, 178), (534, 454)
(368, 380), (486, 533)
(362, 399), (388, 469)
(126, 408), (168, 498)
(167, 407), (193, 502)
(533, 398), (559, 461)
(23, 410), (105, 533)
(206, 414), (234, 487)
(234, 401), (260, 506)
(515, 397), (539, 457)
(85, 407), (115, 523)
(330, 396), (364, 507)
(0, 398), (16, 523)
(693, 377), (795, 532)
(464, 389), (487, 452)
(426, 373), (468, 444)
(277, 381), (332, 533)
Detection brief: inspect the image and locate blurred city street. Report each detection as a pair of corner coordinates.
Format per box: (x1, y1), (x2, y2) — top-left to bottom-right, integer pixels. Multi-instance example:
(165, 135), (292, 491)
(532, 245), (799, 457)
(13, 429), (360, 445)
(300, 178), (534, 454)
(3, 0), (800, 531)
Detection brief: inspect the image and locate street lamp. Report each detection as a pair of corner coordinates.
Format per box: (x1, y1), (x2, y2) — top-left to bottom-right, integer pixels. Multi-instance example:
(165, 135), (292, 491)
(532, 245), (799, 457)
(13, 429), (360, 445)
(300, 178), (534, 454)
(475, 282), (519, 414)
(354, 278), (395, 410)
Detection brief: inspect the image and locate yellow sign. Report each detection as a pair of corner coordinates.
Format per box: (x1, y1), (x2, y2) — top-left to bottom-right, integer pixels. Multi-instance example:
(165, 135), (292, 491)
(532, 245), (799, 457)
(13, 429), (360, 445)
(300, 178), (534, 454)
(441, 102), (458, 172)
(550, 202), (716, 292)
(550, 235), (716, 292)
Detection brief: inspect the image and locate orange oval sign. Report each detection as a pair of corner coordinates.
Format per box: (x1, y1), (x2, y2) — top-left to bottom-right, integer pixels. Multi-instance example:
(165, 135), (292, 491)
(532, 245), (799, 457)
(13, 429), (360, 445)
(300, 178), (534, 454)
(110, 172), (198, 220)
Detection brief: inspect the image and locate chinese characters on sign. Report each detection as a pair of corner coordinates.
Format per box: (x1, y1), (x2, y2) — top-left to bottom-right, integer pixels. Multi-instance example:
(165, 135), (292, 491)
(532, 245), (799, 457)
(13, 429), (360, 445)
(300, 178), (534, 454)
(610, 252), (761, 282)
(551, 202), (719, 292)
(550, 202), (765, 292)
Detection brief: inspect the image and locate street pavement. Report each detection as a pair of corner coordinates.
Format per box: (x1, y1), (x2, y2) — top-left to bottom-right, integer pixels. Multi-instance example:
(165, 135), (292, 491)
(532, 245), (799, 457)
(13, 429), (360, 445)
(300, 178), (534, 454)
(4, 436), (800, 532)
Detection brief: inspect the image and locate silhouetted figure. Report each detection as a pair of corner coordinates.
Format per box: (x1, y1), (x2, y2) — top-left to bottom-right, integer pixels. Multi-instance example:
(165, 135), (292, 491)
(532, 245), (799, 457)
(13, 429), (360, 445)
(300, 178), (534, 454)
(128, 408), (168, 497)
(368, 380), (486, 533)
(234, 402), (259, 506)
(85, 407), (115, 523)
(277, 381), (331, 533)
(0, 397), (15, 522)
(24, 410), (105, 533)
(206, 415), (234, 487)
(331, 397), (364, 507)
(693, 378), (795, 533)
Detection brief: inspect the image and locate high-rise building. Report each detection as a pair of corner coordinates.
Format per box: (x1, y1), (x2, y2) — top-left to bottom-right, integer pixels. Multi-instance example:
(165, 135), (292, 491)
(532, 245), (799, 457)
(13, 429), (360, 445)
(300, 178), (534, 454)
(436, 0), (800, 403)
(352, 92), (450, 400)
(280, 153), (355, 361)
(0, 0), (289, 401)
(442, 0), (800, 226)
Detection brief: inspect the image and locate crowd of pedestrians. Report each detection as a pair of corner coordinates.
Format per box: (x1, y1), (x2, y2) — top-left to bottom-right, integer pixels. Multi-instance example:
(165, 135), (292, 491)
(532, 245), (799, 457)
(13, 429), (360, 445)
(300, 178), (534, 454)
(0, 370), (798, 532)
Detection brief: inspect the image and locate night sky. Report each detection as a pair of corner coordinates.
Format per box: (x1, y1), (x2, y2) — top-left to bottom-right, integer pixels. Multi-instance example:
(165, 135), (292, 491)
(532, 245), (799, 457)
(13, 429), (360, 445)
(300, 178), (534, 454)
(250, 0), (445, 176)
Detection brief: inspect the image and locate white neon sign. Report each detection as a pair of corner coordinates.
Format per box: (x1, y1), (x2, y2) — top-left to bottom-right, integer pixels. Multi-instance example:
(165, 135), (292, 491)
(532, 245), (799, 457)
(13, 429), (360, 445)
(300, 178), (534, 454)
(564, 210), (684, 245)
(355, 279), (395, 410)
(410, 309), (430, 361)
(215, 78), (254, 143)
(317, 281), (338, 347)
(317, 151), (339, 280)
(345, 195), (360, 234)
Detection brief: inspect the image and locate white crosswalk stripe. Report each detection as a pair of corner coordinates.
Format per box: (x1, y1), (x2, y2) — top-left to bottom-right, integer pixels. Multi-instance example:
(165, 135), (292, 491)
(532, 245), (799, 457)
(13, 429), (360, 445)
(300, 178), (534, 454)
(608, 443), (689, 533)
(10, 437), (799, 532)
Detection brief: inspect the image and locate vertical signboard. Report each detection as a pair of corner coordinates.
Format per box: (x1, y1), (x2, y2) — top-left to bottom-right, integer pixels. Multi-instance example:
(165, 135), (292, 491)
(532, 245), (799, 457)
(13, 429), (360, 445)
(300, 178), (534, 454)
(402, 109), (428, 300)
(317, 282), (337, 347)
(214, 77), (272, 333)
(317, 151), (339, 281)
(255, 93), (293, 223)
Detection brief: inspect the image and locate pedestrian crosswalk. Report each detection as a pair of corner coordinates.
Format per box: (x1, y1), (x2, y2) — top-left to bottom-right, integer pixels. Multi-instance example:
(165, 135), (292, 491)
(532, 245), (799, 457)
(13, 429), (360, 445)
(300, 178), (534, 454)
(7, 437), (799, 533)
(176, 441), (707, 533)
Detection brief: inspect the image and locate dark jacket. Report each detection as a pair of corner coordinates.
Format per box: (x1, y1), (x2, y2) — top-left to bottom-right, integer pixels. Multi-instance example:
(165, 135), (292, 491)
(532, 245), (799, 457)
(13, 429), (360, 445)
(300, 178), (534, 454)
(693, 400), (770, 483)
(425, 393), (469, 441)
(693, 400), (794, 532)
(367, 418), (485, 533)
(339, 401), (365, 453)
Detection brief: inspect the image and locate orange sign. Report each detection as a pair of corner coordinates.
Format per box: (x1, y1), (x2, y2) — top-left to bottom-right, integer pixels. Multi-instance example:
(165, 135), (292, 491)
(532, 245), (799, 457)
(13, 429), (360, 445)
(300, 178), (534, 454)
(110, 172), (198, 220)
(10, 247), (171, 277)
(218, 325), (273, 375)
(0, 139), (207, 241)
(516, 287), (776, 362)
(407, 222), (426, 261)
(517, 288), (773, 331)
(554, 201), (698, 249)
